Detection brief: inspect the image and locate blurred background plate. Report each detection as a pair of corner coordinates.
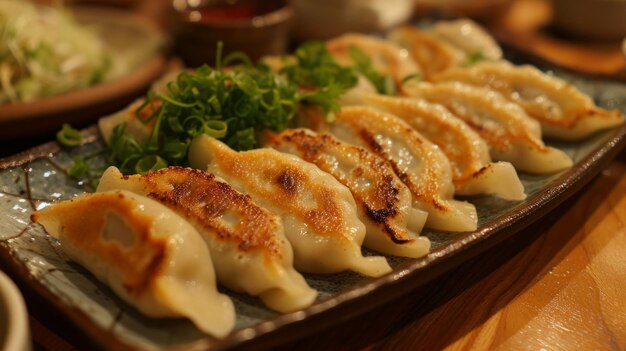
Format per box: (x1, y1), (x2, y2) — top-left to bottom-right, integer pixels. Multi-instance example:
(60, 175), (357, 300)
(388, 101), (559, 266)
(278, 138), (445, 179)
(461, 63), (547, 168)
(0, 5), (167, 141)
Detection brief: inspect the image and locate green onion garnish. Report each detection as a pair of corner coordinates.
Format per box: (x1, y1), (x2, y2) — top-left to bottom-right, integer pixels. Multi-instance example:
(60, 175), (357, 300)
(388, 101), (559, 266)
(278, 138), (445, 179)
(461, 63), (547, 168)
(56, 124), (82, 147)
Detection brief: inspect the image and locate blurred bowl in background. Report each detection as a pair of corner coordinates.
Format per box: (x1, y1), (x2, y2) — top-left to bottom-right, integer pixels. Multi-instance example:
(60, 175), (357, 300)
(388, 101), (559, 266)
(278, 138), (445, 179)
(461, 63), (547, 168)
(415, 0), (513, 22)
(291, 0), (414, 40)
(552, 0), (626, 41)
(0, 271), (30, 351)
(171, 0), (293, 67)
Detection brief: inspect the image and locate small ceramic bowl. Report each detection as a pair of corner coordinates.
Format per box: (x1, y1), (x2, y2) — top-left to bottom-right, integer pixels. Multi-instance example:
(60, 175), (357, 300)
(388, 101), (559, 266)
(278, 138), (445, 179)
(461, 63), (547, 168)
(552, 0), (626, 41)
(170, 0), (293, 67)
(0, 271), (30, 351)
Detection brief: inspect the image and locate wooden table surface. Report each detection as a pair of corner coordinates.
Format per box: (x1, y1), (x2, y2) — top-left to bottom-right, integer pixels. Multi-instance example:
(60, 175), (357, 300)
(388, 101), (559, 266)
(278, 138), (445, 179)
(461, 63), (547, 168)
(6, 0), (626, 350)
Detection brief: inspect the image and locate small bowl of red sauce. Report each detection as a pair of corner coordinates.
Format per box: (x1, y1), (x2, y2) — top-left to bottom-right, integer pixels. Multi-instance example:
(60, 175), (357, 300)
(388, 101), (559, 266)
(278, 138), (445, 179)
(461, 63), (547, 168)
(171, 0), (293, 67)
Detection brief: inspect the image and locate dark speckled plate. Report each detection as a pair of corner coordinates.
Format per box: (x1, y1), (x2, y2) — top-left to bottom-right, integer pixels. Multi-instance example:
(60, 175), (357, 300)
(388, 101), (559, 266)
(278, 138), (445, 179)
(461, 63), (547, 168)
(1, 69), (625, 350)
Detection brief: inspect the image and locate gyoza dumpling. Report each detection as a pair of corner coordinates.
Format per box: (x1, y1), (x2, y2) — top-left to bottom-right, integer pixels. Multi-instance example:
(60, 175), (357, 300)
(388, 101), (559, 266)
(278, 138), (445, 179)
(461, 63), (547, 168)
(265, 128), (430, 258)
(31, 190), (235, 338)
(429, 19), (503, 61)
(432, 61), (626, 140)
(407, 82), (573, 173)
(325, 33), (423, 95)
(98, 99), (156, 145)
(363, 94), (526, 200)
(188, 135), (391, 277)
(388, 26), (466, 80)
(303, 106), (477, 232)
(96, 166), (317, 313)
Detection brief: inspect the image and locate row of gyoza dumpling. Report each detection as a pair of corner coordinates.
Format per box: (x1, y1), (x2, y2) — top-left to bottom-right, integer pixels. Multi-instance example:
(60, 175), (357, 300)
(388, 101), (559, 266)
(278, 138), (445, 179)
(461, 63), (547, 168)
(32, 126), (446, 338)
(328, 19), (625, 142)
(31, 19), (626, 339)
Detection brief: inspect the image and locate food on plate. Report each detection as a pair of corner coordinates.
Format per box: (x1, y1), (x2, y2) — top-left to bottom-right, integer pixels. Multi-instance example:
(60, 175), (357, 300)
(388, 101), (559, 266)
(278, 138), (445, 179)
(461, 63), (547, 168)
(432, 61), (626, 140)
(97, 41), (366, 175)
(33, 16), (626, 338)
(0, 0), (111, 103)
(98, 99), (155, 146)
(302, 106), (478, 232)
(388, 26), (467, 80)
(388, 19), (503, 81)
(189, 134), (392, 277)
(326, 33), (423, 95)
(31, 190), (235, 337)
(97, 166), (318, 313)
(361, 94), (526, 200)
(264, 128), (431, 258)
(407, 82), (574, 173)
(428, 19), (503, 62)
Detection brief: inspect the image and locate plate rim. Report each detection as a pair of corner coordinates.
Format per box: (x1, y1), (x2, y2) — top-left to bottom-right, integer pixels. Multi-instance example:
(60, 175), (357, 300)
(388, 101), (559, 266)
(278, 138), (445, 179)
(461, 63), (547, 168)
(1, 120), (625, 350)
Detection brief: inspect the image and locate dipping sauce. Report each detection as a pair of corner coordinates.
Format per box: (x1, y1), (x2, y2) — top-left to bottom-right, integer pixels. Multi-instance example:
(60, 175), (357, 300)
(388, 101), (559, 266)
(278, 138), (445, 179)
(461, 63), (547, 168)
(171, 0), (293, 66)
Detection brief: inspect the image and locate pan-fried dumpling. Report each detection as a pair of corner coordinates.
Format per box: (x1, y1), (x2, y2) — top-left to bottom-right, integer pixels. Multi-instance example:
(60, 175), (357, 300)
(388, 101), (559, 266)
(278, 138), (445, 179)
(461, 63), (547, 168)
(96, 166), (317, 313)
(303, 106), (477, 232)
(388, 26), (466, 80)
(98, 99), (156, 145)
(265, 128), (430, 258)
(430, 19), (503, 61)
(363, 94), (526, 200)
(325, 33), (423, 95)
(188, 135), (391, 277)
(432, 61), (626, 140)
(31, 190), (235, 338)
(407, 82), (573, 173)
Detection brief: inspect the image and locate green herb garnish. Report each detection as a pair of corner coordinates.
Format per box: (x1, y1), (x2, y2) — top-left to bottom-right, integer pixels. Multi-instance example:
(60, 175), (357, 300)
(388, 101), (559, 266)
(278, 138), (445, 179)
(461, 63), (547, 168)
(401, 73), (421, 85)
(280, 41), (358, 115)
(56, 123), (82, 147)
(348, 46), (396, 95)
(62, 41), (363, 177)
(67, 153), (105, 190)
(466, 50), (486, 66)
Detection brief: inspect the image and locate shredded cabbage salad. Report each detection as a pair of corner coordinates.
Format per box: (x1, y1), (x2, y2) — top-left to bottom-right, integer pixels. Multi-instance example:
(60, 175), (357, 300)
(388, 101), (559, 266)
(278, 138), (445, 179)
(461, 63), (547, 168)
(0, 0), (111, 103)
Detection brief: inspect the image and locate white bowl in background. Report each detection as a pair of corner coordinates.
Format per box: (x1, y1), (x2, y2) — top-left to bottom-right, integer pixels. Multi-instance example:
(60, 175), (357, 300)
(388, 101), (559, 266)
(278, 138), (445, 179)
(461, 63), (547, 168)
(290, 0), (414, 40)
(0, 271), (30, 351)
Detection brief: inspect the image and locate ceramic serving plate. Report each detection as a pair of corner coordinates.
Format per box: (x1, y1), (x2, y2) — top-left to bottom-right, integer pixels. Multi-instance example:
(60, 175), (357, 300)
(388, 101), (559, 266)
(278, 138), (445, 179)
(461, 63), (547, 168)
(0, 68), (625, 350)
(0, 6), (168, 140)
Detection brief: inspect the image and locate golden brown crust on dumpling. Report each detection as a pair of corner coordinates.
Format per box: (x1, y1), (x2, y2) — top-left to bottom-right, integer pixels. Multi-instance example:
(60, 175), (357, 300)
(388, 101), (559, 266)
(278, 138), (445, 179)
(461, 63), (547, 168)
(271, 129), (410, 244)
(126, 167), (284, 259)
(202, 144), (352, 238)
(32, 192), (168, 296)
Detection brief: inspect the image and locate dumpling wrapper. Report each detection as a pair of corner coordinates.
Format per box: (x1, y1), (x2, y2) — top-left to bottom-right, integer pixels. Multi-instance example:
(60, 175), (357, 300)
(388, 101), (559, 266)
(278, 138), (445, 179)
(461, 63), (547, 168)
(98, 98), (158, 146)
(432, 61), (626, 140)
(302, 106), (478, 232)
(406, 82), (573, 174)
(265, 128), (430, 258)
(189, 135), (391, 277)
(31, 190), (235, 338)
(325, 33), (423, 95)
(429, 19), (503, 61)
(361, 94), (526, 200)
(388, 26), (466, 81)
(97, 166), (317, 313)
